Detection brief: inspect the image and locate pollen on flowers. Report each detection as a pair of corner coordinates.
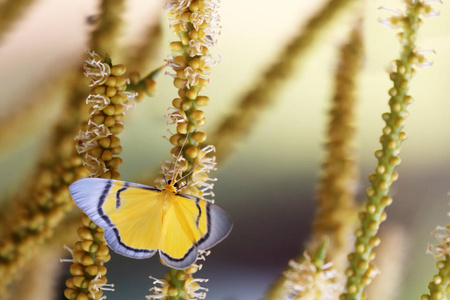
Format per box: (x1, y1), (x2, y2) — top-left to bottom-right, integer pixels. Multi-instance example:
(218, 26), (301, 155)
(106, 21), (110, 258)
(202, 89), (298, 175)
(146, 262), (209, 300)
(284, 252), (342, 300)
(427, 225), (450, 259)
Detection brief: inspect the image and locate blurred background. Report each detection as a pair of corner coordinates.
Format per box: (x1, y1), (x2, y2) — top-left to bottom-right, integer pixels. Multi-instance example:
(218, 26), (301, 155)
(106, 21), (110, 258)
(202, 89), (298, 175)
(1, 0), (450, 299)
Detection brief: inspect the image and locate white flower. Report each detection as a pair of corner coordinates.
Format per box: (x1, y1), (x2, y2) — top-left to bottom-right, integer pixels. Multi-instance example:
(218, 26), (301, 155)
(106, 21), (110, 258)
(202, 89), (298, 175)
(146, 276), (169, 300)
(84, 51), (111, 86)
(89, 273), (115, 299)
(284, 253), (342, 300)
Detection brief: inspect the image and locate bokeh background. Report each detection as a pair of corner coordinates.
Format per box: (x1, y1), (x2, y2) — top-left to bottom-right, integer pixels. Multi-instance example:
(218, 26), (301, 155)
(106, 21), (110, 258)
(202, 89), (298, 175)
(1, 0), (450, 299)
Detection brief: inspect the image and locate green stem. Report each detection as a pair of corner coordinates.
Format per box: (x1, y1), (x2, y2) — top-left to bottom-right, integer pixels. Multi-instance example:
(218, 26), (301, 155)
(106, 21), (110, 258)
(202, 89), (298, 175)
(126, 65), (165, 92)
(342, 2), (430, 299)
(422, 256), (450, 300)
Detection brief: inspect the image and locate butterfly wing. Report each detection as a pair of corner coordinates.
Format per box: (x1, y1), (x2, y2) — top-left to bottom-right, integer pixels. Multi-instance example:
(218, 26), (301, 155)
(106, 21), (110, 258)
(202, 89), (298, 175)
(159, 194), (233, 269)
(196, 200), (233, 251)
(69, 178), (162, 259)
(159, 194), (201, 269)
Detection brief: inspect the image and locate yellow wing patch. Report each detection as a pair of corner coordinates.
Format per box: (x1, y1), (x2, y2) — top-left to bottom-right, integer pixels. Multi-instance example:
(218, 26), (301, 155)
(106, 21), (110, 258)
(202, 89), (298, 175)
(160, 195), (203, 258)
(104, 184), (163, 251)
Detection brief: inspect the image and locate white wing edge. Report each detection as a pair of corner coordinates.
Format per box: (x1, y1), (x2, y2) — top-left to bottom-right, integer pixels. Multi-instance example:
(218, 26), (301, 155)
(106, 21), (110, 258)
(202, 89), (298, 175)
(198, 203), (233, 251)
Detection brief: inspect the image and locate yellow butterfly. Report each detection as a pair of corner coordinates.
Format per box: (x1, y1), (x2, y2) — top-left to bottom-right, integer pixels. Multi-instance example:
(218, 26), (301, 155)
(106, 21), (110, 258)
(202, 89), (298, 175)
(69, 178), (232, 269)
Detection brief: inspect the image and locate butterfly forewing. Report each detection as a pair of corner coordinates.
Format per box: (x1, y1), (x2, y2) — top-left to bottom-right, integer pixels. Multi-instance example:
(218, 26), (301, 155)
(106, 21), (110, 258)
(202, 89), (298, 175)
(104, 183), (163, 253)
(69, 178), (161, 258)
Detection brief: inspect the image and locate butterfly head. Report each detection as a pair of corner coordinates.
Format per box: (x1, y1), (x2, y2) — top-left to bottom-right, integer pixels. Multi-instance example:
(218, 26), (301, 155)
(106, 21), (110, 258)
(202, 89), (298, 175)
(165, 180), (183, 194)
(164, 180), (187, 194)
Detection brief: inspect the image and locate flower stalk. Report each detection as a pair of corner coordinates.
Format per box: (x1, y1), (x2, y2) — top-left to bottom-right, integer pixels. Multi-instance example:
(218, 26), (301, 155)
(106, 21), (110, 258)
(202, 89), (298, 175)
(0, 145), (88, 293)
(64, 52), (135, 300)
(263, 20), (363, 300)
(341, 1), (438, 299)
(160, 0), (220, 197)
(75, 52), (134, 179)
(311, 20), (363, 275)
(147, 1), (221, 299)
(128, 66), (165, 102)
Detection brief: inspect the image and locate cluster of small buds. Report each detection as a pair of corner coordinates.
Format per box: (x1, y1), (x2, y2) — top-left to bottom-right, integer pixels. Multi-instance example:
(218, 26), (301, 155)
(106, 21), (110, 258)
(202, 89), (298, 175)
(342, 1), (439, 299)
(379, 0), (440, 29)
(76, 52), (135, 178)
(164, 85), (214, 192)
(129, 71), (158, 101)
(166, 0), (220, 58)
(146, 263), (208, 300)
(63, 215), (112, 300)
(165, 54), (219, 90)
(284, 253), (342, 300)
(157, 0), (221, 198)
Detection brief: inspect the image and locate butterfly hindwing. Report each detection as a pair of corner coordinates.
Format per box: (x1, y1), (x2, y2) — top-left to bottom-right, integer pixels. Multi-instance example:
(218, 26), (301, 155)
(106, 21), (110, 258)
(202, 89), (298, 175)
(197, 202), (233, 251)
(159, 194), (233, 269)
(104, 228), (156, 259)
(159, 195), (202, 269)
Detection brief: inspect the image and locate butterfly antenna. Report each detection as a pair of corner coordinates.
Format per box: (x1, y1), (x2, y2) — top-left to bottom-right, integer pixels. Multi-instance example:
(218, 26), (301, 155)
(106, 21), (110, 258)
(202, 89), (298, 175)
(175, 149), (214, 190)
(162, 160), (171, 184)
(171, 133), (189, 184)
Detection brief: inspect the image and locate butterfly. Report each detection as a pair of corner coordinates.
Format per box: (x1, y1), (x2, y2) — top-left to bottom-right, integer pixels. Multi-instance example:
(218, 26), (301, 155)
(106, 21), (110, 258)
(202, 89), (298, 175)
(69, 178), (233, 269)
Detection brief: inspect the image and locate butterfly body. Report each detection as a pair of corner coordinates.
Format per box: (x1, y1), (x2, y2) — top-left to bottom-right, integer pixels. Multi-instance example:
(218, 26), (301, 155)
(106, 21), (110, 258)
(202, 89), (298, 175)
(160, 185), (177, 217)
(69, 178), (232, 269)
